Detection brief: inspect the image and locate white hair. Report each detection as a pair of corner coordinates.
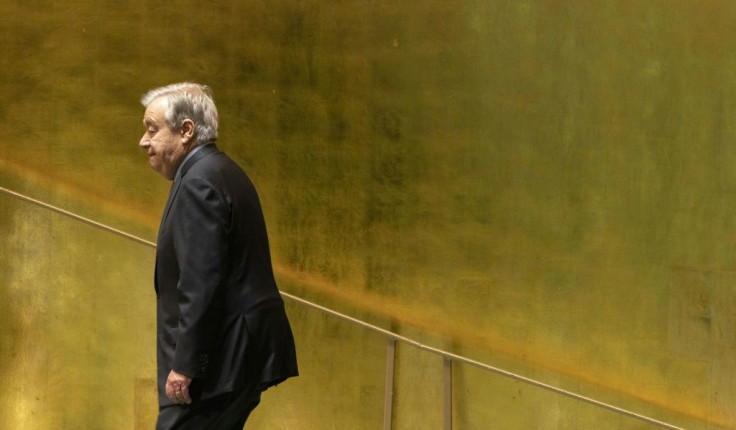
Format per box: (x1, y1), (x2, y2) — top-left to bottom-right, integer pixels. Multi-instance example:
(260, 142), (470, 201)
(141, 82), (219, 145)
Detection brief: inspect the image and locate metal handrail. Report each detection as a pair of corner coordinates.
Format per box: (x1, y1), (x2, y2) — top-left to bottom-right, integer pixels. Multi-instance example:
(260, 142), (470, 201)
(0, 185), (685, 430)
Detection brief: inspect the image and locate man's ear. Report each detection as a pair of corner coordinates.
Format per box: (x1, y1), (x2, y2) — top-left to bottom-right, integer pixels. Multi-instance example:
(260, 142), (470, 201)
(180, 119), (195, 144)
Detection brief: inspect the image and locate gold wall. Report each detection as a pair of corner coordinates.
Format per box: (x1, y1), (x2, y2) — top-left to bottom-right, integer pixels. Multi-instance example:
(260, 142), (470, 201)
(1, 1), (735, 428)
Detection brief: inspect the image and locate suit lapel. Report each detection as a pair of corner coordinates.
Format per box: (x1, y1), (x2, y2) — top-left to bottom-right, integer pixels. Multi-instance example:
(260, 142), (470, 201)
(158, 178), (181, 234)
(158, 144), (219, 231)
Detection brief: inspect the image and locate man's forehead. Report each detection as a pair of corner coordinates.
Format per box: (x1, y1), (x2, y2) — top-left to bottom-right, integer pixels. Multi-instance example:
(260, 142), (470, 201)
(143, 98), (167, 124)
(143, 111), (161, 125)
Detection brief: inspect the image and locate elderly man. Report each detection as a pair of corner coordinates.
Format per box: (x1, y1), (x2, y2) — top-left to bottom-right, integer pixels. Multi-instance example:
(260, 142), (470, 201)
(139, 82), (298, 429)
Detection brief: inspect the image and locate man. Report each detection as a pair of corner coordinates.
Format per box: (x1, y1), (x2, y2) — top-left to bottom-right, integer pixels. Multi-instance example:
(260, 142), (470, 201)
(139, 82), (298, 429)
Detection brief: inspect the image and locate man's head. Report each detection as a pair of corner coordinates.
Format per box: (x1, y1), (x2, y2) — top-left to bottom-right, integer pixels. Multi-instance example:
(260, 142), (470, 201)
(139, 83), (219, 180)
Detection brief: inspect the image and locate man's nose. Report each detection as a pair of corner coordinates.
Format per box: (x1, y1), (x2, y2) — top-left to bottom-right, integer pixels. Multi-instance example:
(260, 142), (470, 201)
(139, 136), (149, 147)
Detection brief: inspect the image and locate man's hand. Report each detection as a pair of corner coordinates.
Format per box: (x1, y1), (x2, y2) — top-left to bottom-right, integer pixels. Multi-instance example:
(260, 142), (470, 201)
(165, 370), (193, 405)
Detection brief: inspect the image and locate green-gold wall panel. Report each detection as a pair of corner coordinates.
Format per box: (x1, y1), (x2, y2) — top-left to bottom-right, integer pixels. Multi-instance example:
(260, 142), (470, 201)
(2, 0), (736, 428)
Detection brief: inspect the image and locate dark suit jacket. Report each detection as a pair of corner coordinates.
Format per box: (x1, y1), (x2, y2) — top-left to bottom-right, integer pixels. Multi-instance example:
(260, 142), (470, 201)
(155, 143), (298, 407)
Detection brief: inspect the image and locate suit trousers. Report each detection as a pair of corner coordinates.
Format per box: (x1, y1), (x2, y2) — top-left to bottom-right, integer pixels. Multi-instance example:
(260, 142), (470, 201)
(156, 382), (263, 430)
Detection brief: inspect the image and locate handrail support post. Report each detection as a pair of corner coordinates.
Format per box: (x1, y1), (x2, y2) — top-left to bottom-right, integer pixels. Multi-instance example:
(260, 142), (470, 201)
(384, 338), (396, 430)
(444, 357), (452, 430)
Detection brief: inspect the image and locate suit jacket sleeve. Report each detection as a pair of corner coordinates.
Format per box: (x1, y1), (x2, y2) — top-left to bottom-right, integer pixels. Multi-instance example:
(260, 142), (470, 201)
(171, 176), (229, 378)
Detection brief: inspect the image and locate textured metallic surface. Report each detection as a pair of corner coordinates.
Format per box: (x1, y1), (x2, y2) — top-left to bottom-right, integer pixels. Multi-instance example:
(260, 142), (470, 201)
(2, 0), (736, 428)
(0, 189), (684, 428)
